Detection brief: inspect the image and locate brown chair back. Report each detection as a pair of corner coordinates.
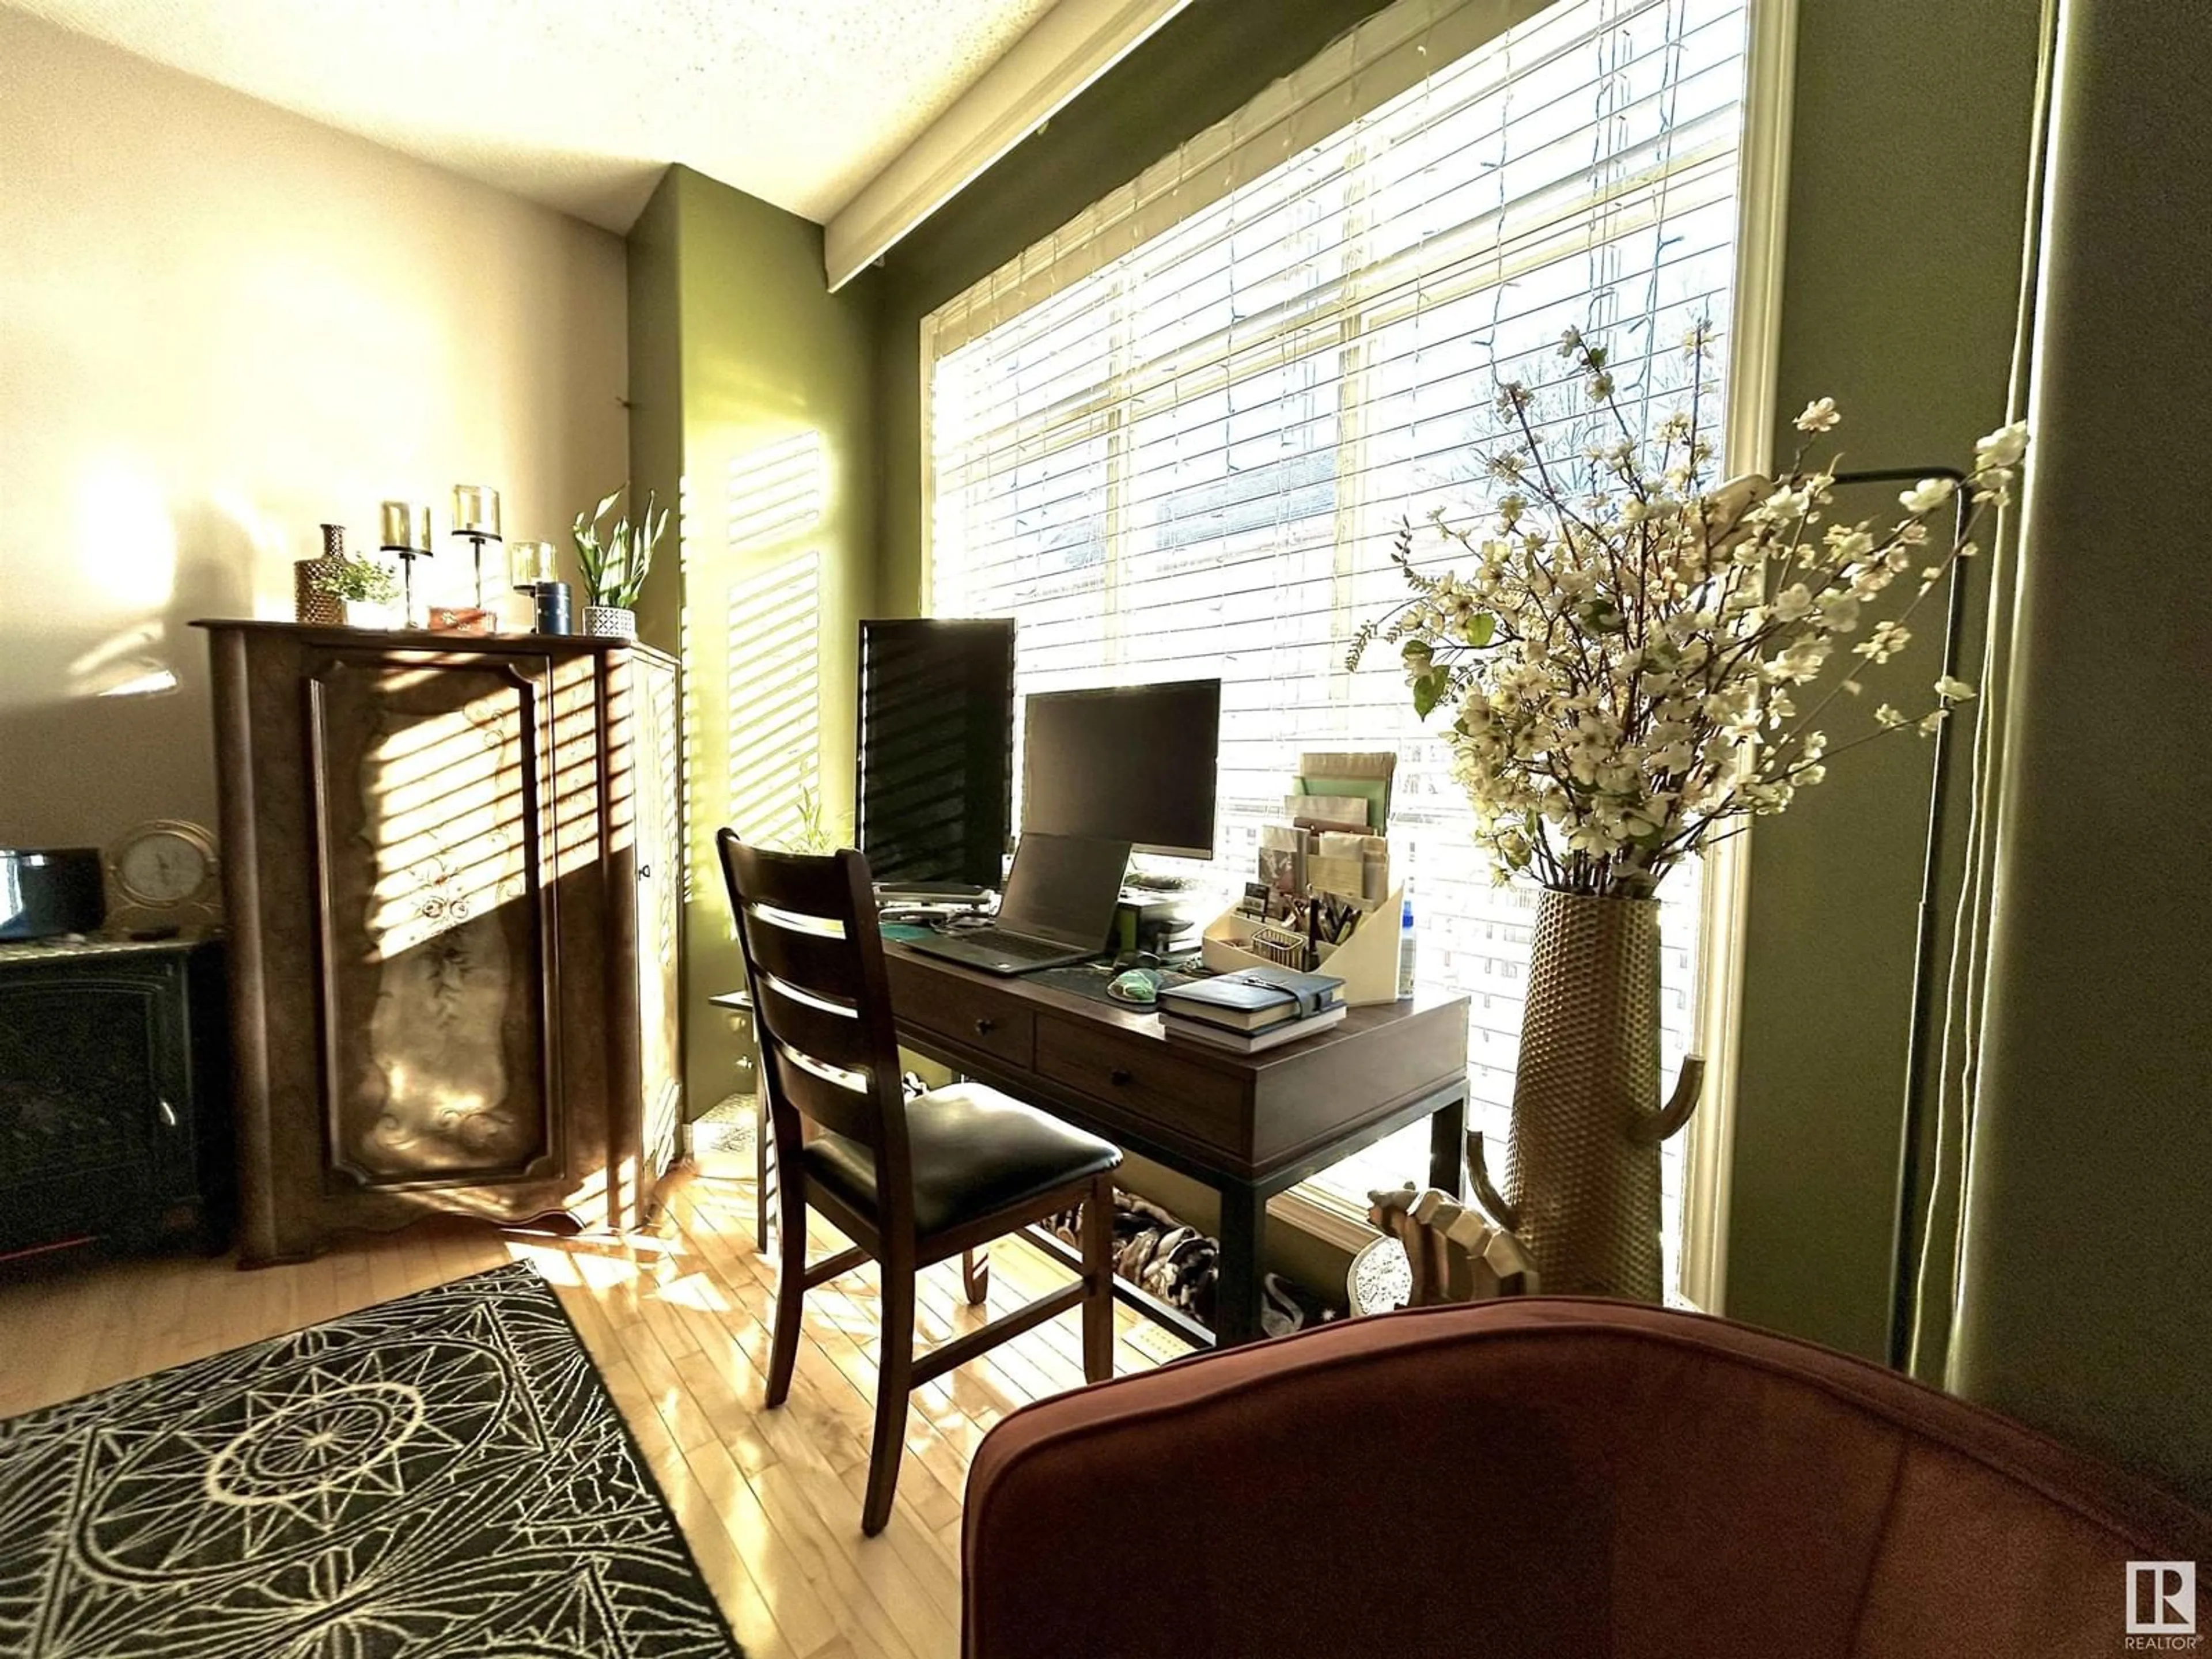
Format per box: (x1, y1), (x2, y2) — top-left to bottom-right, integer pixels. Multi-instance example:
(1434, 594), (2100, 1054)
(963, 1297), (2212, 1657)
(715, 831), (912, 1218)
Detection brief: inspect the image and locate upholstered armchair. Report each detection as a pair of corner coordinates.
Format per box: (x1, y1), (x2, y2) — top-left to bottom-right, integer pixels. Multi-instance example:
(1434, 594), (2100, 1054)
(964, 1298), (2211, 1657)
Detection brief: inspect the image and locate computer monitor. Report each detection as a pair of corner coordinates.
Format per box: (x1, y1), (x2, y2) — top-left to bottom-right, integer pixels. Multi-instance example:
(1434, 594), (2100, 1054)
(855, 619), (1015, 889)
(1021, 678), (1221, 859)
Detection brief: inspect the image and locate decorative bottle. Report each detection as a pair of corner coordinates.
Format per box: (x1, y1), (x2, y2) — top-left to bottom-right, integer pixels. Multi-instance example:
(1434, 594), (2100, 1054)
(294, 523), (344, 626)
(1397, 888), (1418, 998)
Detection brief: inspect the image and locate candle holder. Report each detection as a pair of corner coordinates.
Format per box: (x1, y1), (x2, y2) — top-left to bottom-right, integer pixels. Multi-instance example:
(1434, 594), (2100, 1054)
(378, 501), (434, 628)
(459, 533), (500, 611)
(509, 539), (556, 592)
(450, 485), (503, 613)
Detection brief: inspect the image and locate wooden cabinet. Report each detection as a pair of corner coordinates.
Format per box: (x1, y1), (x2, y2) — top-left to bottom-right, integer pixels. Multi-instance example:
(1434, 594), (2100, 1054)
(198, 621), (681, 1266)
(0, 937), (230, 1255)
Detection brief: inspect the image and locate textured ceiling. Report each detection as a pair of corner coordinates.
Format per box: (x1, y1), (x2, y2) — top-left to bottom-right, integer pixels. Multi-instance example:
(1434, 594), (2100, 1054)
(5, 0), (1064, 230)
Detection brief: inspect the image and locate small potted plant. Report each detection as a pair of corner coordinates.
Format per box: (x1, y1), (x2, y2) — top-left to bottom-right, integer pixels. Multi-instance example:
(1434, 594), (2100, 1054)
(572, 486), (667, 639)
(331, 555), (401, 628)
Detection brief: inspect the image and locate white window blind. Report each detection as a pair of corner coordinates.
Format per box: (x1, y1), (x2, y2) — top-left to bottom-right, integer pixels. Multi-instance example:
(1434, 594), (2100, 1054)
(925, 0), (1750, 1283)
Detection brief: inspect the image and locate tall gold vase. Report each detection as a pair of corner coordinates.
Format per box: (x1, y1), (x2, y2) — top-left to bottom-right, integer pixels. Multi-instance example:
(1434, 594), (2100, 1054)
(1469, 888), (1702, 1303)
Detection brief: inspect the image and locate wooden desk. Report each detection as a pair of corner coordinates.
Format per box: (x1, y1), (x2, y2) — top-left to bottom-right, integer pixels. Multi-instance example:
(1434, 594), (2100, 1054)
(882, 944), (1469, 1346)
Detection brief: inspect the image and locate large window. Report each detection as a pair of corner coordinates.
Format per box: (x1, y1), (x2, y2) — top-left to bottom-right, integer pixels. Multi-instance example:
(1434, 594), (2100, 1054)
(926, 0), (1751, 1287)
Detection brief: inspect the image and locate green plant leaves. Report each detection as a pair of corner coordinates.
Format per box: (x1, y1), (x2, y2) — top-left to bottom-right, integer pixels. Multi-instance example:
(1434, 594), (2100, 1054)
(331, 555), (398, 603)
(570, 484), (664, 608)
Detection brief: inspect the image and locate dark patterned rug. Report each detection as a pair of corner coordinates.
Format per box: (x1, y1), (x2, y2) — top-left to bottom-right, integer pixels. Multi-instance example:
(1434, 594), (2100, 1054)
(0, 1260), (743, 1658)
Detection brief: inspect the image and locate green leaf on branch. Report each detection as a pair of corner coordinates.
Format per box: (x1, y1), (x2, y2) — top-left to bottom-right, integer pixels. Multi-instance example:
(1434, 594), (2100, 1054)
(1344, 619), (1378, 671)
(1411, 670), (1446, 720)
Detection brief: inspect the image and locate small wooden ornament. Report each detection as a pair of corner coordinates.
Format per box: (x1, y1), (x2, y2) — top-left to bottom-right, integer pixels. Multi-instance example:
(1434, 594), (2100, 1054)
(1366, 1180), (1540, 1306)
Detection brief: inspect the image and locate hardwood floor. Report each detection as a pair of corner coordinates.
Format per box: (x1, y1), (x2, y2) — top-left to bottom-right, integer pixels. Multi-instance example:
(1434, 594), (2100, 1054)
(0, 1169), (1193, 1659)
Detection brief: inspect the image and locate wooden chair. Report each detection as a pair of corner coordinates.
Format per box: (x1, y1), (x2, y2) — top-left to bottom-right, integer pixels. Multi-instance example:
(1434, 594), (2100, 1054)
(716, 831), (1123, 1534)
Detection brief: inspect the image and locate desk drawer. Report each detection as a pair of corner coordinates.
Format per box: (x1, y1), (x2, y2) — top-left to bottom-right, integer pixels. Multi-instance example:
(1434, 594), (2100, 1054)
(1035, 1014), (1247, 1153)
(897, 969), (1036, 1071)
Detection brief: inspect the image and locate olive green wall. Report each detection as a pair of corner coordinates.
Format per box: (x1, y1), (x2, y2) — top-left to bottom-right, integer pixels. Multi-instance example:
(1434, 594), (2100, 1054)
(626, 171), (684, 654)
(1724, 0), (2043, 1362)
(625, 166), (881, 1119)
(1953, 0), (2212, 1510)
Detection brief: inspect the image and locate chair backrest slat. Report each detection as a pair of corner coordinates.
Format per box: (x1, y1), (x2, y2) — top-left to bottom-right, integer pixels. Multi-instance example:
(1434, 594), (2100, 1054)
(751, 970), (876, 1077)
(727, 842), (857, 918)
(761, 1041), (881, 1144)
(717, 831), (911, 1203)
(741, 910), (866, 1005)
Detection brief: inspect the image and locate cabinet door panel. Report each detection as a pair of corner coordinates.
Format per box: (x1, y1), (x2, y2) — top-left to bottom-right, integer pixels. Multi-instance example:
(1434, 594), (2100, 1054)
(634, 654), (683, 1177)
(0, 972), (186, 1246)
(306, 652), (560, 1189)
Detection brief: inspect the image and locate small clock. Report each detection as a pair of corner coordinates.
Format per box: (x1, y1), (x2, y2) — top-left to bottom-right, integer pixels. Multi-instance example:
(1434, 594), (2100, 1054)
(108, 819), (222, 928)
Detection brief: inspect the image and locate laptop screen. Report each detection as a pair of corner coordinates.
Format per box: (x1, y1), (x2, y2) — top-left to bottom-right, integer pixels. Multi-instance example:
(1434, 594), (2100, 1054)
(997, 832), (1131, 949)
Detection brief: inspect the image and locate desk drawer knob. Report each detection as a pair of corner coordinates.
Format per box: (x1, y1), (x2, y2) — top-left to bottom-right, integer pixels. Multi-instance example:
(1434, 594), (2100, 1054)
(1109, 1067), (1134, 1087)
(974, 1017), (997, 1036)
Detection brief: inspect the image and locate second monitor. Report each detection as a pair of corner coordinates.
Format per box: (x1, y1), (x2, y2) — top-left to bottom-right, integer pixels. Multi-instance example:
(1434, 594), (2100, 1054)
(1022, 677), (1221, 859)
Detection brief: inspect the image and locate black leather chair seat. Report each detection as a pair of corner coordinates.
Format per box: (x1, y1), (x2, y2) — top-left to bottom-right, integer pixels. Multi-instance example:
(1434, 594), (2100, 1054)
(800, 1082), (1122, 1243)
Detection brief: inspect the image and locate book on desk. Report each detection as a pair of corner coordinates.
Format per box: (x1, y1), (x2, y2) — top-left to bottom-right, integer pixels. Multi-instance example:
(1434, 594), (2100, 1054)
(1157, 964), (1346, 1054)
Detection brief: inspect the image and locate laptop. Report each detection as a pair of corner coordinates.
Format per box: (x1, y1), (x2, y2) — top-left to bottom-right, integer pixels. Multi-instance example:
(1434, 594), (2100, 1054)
(904, 832), (1131, 976)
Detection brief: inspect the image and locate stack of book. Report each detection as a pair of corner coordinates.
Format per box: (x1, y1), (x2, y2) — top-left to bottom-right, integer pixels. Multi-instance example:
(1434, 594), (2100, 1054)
(1157, 964), (1347, 1053)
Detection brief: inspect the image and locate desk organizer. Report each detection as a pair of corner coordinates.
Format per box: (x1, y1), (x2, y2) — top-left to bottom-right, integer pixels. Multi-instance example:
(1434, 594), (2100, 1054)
(1200, 885), (1404, 1007)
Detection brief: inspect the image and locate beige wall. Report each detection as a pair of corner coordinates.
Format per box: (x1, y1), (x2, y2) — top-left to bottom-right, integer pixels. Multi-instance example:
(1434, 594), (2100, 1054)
(0, 10), (628, 850)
